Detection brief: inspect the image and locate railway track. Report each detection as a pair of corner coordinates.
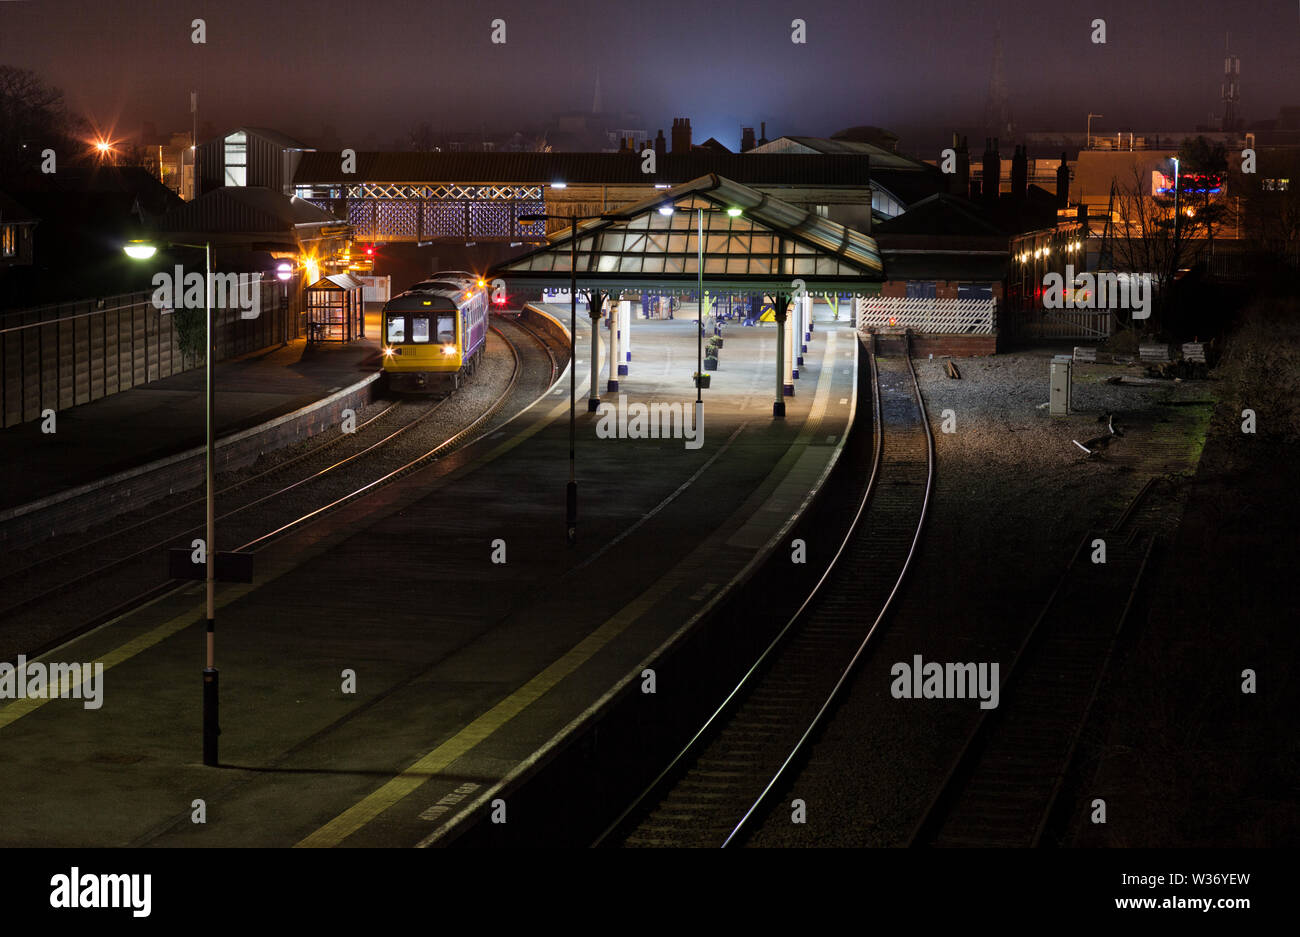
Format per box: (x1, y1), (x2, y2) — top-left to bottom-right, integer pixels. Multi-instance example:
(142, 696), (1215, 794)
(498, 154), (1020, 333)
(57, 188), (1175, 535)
(907, 477), (1163, 848)
(3, 316), (562, 661)
(599, 335), (934, 848)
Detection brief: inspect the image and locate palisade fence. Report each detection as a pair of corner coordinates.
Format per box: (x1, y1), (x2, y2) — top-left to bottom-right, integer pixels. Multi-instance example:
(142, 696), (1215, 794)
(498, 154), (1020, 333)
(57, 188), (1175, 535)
(856, 296), (996, 334)
(1, 280), (299, 428)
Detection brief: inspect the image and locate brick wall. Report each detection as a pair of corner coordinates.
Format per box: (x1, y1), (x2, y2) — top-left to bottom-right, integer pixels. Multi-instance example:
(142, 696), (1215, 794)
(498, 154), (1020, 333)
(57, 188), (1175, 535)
(909, 333), (998, 357)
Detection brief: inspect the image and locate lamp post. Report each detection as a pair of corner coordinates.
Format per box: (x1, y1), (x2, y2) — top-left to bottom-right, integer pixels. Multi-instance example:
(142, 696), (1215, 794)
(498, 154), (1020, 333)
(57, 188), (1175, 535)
(1172, 156), (1181, 248)
(125, 237), (220, 766)
(1086, 113), (1103, 150)
(518, 211), (607, 546)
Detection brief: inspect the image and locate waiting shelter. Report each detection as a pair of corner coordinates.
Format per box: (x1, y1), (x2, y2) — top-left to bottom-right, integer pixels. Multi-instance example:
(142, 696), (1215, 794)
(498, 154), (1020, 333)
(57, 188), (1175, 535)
(305, 273), (365, 342)
(489, 174), (884, 417)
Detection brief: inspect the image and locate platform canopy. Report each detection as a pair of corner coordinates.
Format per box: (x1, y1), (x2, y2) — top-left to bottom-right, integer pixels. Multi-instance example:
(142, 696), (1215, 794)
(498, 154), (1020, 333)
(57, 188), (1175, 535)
(488, 174), (884, 295)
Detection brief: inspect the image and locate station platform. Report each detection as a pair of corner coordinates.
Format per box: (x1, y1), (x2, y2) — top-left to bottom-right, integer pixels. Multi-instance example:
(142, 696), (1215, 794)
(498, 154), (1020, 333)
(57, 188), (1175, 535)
(0, 310), (858, 847)
(0, 335), (380, 512)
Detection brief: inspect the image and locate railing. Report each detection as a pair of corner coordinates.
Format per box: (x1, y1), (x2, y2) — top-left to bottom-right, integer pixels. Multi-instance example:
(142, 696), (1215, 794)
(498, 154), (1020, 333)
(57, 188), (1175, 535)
(857, 296), (996, 334)
(1, 282), (299, 428)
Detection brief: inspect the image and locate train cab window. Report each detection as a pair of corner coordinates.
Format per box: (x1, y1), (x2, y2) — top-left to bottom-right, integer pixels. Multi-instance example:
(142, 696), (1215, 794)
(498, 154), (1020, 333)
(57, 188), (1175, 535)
(437, 316), (455, 344)
(386, 317), (405, 343)
(411, 317), (430, 342)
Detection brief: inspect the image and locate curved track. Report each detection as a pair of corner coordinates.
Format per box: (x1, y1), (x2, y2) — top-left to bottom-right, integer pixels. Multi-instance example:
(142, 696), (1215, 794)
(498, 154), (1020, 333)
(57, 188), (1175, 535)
(2, 317), (561, 661)
(599, 339), (935, 848)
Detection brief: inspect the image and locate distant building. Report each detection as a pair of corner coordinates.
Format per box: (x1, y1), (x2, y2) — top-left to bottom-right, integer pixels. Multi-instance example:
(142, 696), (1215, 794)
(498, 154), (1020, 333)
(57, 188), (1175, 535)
(751, 132), (947, 223)
(196, 128), (316, 197)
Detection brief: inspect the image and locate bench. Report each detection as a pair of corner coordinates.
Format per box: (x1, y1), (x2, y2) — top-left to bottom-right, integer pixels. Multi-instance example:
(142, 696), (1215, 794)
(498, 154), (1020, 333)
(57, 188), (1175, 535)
(1181, 342), (1207, 363)
(1073, 346), (1097, 363)
(1139, 343), (1171, 363)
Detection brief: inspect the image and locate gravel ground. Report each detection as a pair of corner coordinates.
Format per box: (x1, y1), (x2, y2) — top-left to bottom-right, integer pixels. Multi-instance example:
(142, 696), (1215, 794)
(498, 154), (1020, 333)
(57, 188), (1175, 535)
(748, 346), (1216, 847)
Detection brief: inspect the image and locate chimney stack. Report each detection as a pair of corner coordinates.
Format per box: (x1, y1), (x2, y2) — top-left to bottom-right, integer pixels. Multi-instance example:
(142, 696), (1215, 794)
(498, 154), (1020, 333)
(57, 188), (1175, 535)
(982, 137), (1000, 204)
(741, 127), (756, 152)
(654, 129), (667, 160)
(1056, 152), (1070, 208)
(951, 134), (970, 197)
(671, 117), (692, 154)
(759, 121), (768, 145)
(1011, 144), (1028, 202)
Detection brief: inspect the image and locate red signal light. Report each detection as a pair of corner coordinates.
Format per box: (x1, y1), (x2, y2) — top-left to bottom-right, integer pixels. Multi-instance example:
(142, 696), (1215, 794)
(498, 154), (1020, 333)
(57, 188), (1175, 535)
(365, 247), (374, 256)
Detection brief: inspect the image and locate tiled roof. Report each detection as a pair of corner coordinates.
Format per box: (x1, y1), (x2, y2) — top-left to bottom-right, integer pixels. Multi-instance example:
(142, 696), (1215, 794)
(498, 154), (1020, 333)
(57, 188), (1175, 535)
(157, 187), (345, 236)
(0, 191), (39, 224)
(294, 151), (872, 187)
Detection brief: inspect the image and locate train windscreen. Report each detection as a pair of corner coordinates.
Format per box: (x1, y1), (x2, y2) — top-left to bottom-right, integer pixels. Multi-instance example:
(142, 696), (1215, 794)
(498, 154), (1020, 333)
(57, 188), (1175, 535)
(386, 316), (404, 343)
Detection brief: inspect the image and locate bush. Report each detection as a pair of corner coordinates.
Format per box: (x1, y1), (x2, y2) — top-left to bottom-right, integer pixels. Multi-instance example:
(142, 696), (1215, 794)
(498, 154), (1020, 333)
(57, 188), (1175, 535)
(172, 307), (207, 369)
(1214, 295), (1300, 442)
(1102, 327), (1141, 355)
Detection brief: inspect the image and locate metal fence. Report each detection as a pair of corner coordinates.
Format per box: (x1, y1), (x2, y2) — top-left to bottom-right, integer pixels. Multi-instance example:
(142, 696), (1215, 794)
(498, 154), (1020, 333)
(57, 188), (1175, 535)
(1002, 307), (1117, 341)
(1, 281), (299, 428)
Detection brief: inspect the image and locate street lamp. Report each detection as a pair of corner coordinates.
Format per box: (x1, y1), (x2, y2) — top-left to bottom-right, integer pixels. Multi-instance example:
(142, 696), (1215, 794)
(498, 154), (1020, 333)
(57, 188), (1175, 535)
(1172, 156), (1182, 248)
(1086, 113), (1103, 150)
(124, 237), (220, 767)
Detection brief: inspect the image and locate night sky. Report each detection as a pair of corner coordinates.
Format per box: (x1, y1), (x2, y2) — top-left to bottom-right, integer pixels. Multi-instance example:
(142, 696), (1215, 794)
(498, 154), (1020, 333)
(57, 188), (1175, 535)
(2, 0), (1298, 150)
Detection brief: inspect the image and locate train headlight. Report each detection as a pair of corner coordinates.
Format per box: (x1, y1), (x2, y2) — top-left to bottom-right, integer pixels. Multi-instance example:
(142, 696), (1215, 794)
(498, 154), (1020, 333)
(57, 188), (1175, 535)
(441, 343), (456, 356)
(383, 346), (395, 357)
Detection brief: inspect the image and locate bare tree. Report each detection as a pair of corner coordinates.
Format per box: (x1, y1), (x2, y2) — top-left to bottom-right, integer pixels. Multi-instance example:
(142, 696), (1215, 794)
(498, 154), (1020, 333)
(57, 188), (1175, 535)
(1111, 164), (1215, 328)
(0, 66), (84, 178)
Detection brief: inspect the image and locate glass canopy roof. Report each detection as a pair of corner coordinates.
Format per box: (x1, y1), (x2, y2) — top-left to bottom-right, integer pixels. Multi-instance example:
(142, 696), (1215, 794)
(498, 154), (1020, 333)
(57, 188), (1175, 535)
(489, 174), (883, 293)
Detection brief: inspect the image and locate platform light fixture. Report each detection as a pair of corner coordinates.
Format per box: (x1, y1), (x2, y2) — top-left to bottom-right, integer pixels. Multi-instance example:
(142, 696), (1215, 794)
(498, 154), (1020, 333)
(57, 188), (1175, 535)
(123, 240), (157, 260)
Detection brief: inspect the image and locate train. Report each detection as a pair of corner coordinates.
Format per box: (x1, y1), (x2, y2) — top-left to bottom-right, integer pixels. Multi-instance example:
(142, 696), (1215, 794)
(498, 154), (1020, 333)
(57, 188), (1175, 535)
(381, 272), (489, 392)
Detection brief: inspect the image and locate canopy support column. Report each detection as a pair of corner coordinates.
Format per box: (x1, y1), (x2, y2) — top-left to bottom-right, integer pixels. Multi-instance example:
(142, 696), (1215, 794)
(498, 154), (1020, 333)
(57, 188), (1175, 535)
(773, 293), (791, 418)
(587, 288), (606, 412)
(606, 294), (621, 392)
(618, 299), (631, 375)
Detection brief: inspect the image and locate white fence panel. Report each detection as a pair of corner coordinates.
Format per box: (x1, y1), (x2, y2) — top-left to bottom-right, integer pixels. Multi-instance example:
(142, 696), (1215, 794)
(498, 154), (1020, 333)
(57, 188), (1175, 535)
(856, 296), (995, 334)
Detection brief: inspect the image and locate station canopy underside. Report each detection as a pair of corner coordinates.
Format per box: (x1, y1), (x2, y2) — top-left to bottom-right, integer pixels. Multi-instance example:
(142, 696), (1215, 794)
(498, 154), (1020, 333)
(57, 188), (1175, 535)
(489, 174), (884, 295)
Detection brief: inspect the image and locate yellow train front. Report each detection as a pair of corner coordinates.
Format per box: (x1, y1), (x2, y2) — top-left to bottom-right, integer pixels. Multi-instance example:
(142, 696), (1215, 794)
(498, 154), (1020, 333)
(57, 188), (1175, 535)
(381, 279), (489, 392)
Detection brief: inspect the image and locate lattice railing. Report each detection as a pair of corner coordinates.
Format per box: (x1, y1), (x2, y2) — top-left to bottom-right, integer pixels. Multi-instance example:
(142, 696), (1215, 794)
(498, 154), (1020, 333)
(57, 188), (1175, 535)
(857, 297), (996, 334)
(344, 183), (543, 201)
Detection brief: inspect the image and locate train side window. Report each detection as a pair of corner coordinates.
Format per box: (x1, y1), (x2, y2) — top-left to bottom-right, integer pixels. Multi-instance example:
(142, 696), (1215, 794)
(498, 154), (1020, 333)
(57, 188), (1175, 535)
(387, 316), (405, 343)
(437, 316), (455, 344)
(412, 316), (430, 342)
